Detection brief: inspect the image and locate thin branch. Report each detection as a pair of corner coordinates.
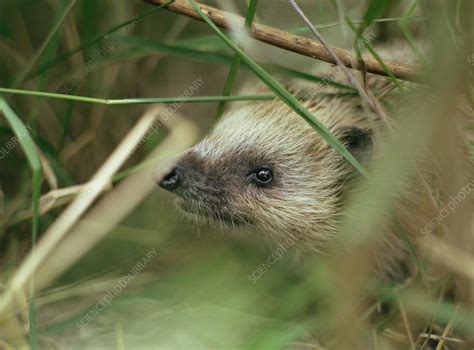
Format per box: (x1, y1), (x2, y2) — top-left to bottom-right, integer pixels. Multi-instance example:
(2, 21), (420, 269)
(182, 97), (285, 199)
(143, 0), (422, 82)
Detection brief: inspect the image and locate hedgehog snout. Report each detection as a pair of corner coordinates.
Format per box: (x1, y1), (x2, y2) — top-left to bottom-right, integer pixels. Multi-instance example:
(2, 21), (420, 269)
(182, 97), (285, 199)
(155, 151), (207, 195)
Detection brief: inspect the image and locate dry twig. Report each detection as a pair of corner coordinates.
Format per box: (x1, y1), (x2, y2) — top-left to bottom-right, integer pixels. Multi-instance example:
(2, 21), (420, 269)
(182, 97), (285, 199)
(143, 0), (422, 82)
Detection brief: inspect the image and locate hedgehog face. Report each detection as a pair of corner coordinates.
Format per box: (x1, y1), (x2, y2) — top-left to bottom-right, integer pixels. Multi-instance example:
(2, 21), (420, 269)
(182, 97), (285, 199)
(155, 100), (373, 249)
(157, 145), (278, 227)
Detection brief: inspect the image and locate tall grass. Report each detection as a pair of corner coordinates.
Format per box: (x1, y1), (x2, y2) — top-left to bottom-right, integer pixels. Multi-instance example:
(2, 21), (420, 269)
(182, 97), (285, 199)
(0, 0), (472, 349)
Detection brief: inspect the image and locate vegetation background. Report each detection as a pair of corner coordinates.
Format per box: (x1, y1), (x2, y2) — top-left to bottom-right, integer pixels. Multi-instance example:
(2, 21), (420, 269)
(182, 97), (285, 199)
(0, 0), (472, 349)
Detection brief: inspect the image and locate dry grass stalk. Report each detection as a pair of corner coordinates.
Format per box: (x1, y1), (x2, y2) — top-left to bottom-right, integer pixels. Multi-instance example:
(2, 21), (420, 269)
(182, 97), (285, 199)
(0, 109), (158, 317)
(0, 109), (200, 347)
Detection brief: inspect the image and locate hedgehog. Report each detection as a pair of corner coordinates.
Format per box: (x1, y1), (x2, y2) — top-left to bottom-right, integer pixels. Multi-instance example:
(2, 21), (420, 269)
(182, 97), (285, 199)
(152, 62), (466, 279)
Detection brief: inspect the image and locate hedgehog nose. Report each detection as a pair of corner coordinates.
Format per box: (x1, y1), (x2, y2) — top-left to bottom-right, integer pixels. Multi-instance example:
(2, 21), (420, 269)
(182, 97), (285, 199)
(159, 167), (180, 191)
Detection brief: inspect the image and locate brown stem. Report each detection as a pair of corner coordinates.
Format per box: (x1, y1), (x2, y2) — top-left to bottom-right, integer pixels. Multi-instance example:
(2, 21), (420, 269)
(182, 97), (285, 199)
(143, 0), (423, 82)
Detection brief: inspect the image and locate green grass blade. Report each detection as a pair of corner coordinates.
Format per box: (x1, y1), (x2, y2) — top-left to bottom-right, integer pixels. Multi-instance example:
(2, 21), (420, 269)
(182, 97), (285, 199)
(124, 36), (233, 63)
(186, 0), (368, 178)
(352, 0), (392, 63)
(0, 87), (357, 106)
(215, 0), (258, 119)
(34, 135), (75, 186)
(357, 0), (394, 35)
(11, 0), (77, 89)
(351, 0), (393, 80)
(173, 34), (228, 51)
(107, 95), (277, 104)
(0, 99), (42, 238)
(268, 65), (354, 90)
(27, 1), (174, 81)
(123, 37), (355, 90)
(0, 98), (42, 349)
(30, 0), (68, 130)
(0, 88), (275, 104)
(399, 0), (428, 65)
(346, 18), (404, 92)
(0, 88), (106, 104)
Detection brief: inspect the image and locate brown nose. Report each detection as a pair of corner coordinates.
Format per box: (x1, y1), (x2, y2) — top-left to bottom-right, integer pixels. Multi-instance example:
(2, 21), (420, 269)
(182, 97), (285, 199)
(159, 167), (180, 191)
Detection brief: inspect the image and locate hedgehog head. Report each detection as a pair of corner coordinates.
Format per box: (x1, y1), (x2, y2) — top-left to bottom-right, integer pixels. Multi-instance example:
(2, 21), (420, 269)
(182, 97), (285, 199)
(154, 91), (374, 250)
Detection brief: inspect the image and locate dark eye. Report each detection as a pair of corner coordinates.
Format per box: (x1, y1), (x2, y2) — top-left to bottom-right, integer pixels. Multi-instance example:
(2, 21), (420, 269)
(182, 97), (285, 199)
(248, 167), (273, 186)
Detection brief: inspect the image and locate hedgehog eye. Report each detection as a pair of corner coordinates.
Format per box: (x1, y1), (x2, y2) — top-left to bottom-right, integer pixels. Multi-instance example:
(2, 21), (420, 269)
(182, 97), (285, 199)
(248, 167), (273, 186)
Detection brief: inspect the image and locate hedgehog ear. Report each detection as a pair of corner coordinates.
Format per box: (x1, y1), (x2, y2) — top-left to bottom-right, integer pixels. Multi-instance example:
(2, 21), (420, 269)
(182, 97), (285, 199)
(338, 127), (373, 166)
